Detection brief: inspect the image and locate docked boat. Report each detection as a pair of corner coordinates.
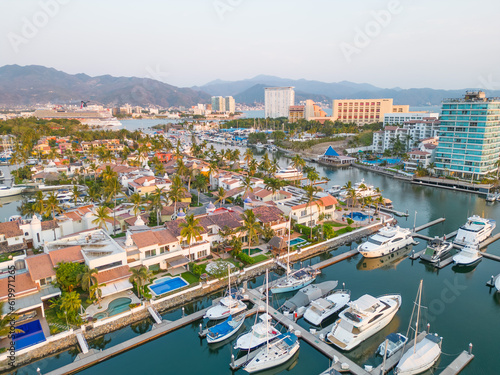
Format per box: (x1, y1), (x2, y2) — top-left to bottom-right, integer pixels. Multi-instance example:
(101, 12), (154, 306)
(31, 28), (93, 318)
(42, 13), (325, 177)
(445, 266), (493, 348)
(486, 193), (497, 202)
(357, 247), (412, 271)
(282, 280), (339, 316)
(327, 293), (402, 351)
(377, 333), (408, 358)
(303, 289), (351, 326)
(255, 142), (265, 150)
(243, 333), (300, 373)
(453, 242), (482, 266)
(454, 215), (496, 246)
(495, 276), (500, 292)
(234, 314), (279, 351)
(0, 185), (24, 197)
(328, 185), (342, 196)
(204, 268), (247, 320)
(339, 178), (380, 200)
(358, 225), (414, 258)
(206, 314), (245, 344)
(270, 267), (319, 294)
(419, 237), (453, 264)
(395, 280), (442, 375)
(275, 166), (303, 180)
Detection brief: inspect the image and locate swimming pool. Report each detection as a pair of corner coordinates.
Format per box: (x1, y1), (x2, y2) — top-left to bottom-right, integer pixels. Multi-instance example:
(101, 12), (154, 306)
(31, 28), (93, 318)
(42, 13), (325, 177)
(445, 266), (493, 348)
(344, 212), (372, 221)
(363, 158), (401, 165)
(148, 276), (188, 296)
(13, 320), (46, 350)
(289, 237), (306, 246)
(93, 297), (132, 320)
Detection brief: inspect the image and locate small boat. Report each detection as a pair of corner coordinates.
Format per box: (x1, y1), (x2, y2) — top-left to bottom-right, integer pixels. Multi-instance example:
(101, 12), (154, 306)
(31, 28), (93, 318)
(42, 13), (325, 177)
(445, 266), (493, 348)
(206, 314), (245, 344)
(327, 293), (402, 351)
(486, 193), (497, 202)
(453, 242), (482, 266)
(303, 289), (351, 326)
(454, 215), (496, 246)
(495, 276), (500, 292)
(0, 185), (24, 197)
(243, 333), (300, 373)
(204, 268), (247, 320)
(358, 225), (414, 258)
(377, 333), (408, 358)
(395, 280), (442, 375)
(328, 185), (342, 196)
(270, 267), (319, 294)
(255, 142), (264, 150)
(282, 280), (339, 317)
(275, 166), (303, 180)
(234, 313), (279, 351)
(419, 237), (453, 264)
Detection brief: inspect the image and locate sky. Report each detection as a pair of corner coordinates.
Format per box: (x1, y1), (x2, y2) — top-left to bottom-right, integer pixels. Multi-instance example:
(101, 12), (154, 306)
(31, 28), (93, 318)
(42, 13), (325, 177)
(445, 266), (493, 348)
(1, 0), (500, 90)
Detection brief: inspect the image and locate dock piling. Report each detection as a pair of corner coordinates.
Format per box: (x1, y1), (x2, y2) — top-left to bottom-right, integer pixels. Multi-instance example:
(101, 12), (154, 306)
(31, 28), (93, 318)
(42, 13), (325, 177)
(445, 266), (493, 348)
(199, 323), (202, 335)
(469, 343), (473, 355)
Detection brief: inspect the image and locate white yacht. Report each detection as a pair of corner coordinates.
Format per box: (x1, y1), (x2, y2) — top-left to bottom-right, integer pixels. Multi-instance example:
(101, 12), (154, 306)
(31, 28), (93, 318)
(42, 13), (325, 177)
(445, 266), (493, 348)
(206, 314), (245, 344)
(0, 185), (24, 197)
(328, 185), (342, 196)
(234, 314), (280, 351)
(275, 166), (303, 180)
(395, 280), (442, 375)
(486, 193), (497, 202)
(419, 237), (453, 264)
(204, 268), (247, 320)
(303, 289), (351, 326)
(255, 142), (265, 150)
(453, 242), (482, 266)
(339, 178), (380, 200)
(243, 333), (300, 373)
(327, 294), (402, 351)
(454, 215), (496, 246)
(282, 280), (339, 316)
(495, 276), (500, 292)
(270, 267), (319, 294)
(358, 225), (414, 258)
(377, 333), (408, 358)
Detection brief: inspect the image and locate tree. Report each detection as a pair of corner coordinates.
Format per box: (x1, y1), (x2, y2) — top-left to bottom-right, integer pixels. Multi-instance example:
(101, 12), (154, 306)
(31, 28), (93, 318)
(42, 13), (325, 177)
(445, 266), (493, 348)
(168, 174), (186, 219)
(149, 187), (167, 226)
(0, 302), (23, 336)
(238, 210), (262, 256)
(262, 225), (276, 242)
(56, 262), (85, 292)
(264, 177), (285, 201)
(44, 191), (63, 219)
(92, 206), (111, 230)
(192, 174), (208, 204)
(71, 185), (80, 206)
(59, 291), (82, 325)
(374, 195), (385, 214)
(230, 236), (243, 257)
(179, 214), (204, 261)
(32, 190), (45, 215)
(129, 193), (144, 216)
(216, 186), (226, 207)
(307, 168), (320, 188)
(77, 266), (98, 293)
(304, 185), (320, 240)
(90, 282), (106, 306)
(129, 266), (152, 298)
(346, 188), (359, 210)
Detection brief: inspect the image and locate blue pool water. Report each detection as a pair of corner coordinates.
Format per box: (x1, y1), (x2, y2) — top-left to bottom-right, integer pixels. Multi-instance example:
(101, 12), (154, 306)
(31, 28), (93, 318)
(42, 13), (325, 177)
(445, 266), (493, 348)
(93, 297), (132, 320)
(288, 238), (306, 246)
(344, 212), (371, 221)
(362, 158), (401, 165)
(13, 320), (46, 350)
(149, 276), (188, 296)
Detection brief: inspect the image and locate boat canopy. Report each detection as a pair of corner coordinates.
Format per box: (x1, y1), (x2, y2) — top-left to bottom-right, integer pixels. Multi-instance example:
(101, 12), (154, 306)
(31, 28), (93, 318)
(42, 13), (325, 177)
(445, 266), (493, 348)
(387, 333), (402, 343)
(208, 316), (233, 336)
(352, 294), (379, 311)
(276, 333), (297, 346)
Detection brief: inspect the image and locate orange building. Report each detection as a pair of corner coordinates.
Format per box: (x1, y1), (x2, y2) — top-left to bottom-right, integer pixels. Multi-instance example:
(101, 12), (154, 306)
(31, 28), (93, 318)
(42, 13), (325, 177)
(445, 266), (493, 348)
(332, 98), (409, 125)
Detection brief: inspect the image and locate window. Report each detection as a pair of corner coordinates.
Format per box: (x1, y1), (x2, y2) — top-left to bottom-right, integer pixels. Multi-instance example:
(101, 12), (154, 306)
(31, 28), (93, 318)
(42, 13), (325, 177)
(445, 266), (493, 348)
(198, 250), (208, 258)
(301, 210), (307, 217)
(145, 249), (157, 258)
(160, 245), (169, 254)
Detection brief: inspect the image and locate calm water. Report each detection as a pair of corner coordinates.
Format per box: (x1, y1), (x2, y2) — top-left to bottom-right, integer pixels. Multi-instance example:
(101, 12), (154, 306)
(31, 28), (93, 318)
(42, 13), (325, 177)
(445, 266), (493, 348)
(10, 149), (500, 375)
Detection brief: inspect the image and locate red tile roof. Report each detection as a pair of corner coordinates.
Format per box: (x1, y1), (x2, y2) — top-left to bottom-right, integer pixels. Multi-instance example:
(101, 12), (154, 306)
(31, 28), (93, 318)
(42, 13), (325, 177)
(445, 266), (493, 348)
(25, 254), (56, 281)
(96, 265), (132, 284)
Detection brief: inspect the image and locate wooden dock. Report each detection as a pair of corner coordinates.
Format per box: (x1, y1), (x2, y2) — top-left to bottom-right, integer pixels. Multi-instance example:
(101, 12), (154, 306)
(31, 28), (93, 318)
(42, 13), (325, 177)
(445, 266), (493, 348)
(312, 249), (359, 270)
(413, 218), (446, 232)
(439, 350), (474, 375)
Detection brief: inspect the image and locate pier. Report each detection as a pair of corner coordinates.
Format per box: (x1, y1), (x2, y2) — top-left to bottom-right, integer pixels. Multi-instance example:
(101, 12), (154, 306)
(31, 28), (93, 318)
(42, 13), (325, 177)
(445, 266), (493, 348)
(311, 249), (359, 270)
(439, 350), (474, 375)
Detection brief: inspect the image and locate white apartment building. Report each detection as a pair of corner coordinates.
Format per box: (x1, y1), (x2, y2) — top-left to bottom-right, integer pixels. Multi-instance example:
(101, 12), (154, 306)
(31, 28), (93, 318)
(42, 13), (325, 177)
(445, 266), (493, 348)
(265, 87), (295, 118)
(383, 112), (439, 126)
(225, 96), (235, 114)
(372, 126), (408, 153)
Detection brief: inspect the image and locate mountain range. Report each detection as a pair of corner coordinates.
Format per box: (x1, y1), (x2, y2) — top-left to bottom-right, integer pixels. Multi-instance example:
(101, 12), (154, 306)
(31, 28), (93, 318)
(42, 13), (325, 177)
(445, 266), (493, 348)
(1, 65), (499, 108)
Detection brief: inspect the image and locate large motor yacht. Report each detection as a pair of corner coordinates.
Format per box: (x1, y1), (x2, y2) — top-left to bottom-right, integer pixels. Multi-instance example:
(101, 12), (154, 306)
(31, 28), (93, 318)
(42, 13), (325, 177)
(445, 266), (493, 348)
(327, 293), (402, 351)
(358, 225), (414, 258)
(454, 215), (495, 246)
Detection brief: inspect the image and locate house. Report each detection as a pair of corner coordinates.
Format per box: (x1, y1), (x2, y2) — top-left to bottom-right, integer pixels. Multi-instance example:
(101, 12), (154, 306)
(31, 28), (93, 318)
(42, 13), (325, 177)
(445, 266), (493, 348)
(276, 194), (337, 227)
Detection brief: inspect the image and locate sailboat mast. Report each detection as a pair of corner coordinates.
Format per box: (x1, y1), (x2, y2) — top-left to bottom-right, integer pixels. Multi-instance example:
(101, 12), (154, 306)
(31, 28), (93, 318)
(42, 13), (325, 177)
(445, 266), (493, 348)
(286, 214), (292, 280)
(228, 265), (232, 315)
(414, 279), (423, 354)
(265, 269), (269, 354)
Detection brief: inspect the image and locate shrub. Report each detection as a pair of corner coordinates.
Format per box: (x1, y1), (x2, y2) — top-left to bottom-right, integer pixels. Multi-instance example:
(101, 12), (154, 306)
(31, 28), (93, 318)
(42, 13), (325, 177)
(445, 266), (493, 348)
(236, 252), (255, 264)
(346, 218), (354, 225)
(345, 226), (353, 232)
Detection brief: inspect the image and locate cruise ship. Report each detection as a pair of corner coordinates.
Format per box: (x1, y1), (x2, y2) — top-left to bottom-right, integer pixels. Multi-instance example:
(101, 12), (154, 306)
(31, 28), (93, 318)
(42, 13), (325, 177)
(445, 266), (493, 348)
(453, 215), (496, 246)
(34, 108), (122, 129)
(358, 225), (414, 258)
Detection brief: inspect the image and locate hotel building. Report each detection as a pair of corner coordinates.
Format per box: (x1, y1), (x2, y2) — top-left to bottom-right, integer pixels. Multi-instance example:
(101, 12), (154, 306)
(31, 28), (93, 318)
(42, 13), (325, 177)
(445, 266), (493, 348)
(435, 91), (500, 179)
(332, 98), (409, 125)
(265, 87), (295, 118)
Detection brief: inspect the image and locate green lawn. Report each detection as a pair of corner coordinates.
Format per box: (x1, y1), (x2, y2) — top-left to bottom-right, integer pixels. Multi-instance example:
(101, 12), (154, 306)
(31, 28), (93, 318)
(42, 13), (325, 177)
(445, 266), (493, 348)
(336, 227), (353, 236)
(181, 272), (199, 284)
(323, 221), (345, 227)
(252, 254), (268, 263)
(111, 232), (126, 239)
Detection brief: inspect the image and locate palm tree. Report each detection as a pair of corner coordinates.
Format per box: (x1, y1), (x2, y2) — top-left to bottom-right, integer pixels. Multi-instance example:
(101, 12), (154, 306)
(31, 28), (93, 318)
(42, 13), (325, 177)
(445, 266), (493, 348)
(92, 206), (111, 230)
(304, 185), (320, 240)
(346, 188), (359, 210)
(192, 174), (208, 204)
(32, 190), (45, 215)
(243, 149), (253, 167)
(44, 191), (62, 220)
(71, 185), (80, 206)
(149, 187), (166, 226)
(104, 177), (121, 234)
(238, 210), (262, 256)
(59, 291), (82, 325)
(264, 177), (285, 201)
(89, 282), (106, 306)
(100, 165), (117, 182)
(129, 193), (144, 216)
(307, 168), (320, 188)
(291, 154), (306, 172)
(77, 266), (98, 292)
(216, 186), (226, 207)
(0, 302), (22, 336)
(179, 214), (204, 261)
(242, 175), (253, 196)
(129, 266), (152, 298)
(248, 159), (258, 176)
(343, 180), (352, 190)
(374, 196), (385, 214)
(168, 174), (186, 219)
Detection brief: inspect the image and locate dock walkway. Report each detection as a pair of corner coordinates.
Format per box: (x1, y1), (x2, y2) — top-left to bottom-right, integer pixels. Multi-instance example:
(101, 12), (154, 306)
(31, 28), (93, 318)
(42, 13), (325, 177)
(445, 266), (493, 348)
(312, 249), (359, 270)
(439, 351), (474, 375)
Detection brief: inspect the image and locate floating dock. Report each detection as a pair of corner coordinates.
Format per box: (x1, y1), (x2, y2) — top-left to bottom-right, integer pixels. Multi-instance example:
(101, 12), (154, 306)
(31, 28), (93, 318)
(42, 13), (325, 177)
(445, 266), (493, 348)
(439, 350), (474, 375)
(312, 249), (359, 270)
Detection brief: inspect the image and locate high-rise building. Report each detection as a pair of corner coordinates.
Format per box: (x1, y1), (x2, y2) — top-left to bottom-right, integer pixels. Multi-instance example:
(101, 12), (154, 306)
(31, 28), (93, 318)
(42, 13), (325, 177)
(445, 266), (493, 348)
(225, 96), (235, 114)
(265, 87), (295, 118)
(211, 96), (225, 112)
(332, 98), (410, 125)
(435, 91), (500, 179)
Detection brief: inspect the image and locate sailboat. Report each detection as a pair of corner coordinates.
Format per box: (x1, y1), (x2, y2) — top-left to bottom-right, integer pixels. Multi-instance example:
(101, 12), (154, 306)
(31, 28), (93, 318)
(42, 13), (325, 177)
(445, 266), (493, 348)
(206, 266), (246, 343)
(244, 270), (300, 373)
(395, 280), (442, 375)
(271, 216), (320, 294)
(204, 266), (247, 320)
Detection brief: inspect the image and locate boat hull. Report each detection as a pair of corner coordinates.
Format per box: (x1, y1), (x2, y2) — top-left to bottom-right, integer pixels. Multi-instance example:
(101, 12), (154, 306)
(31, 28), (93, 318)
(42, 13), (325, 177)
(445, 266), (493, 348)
(358, 238), (414, 258)
(0, 187), (23, 197)
(207, 316), (245, 343)
(270, 277), (314, 294)
(244, 342), (300, 373)
(204, 301), (247, 320)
